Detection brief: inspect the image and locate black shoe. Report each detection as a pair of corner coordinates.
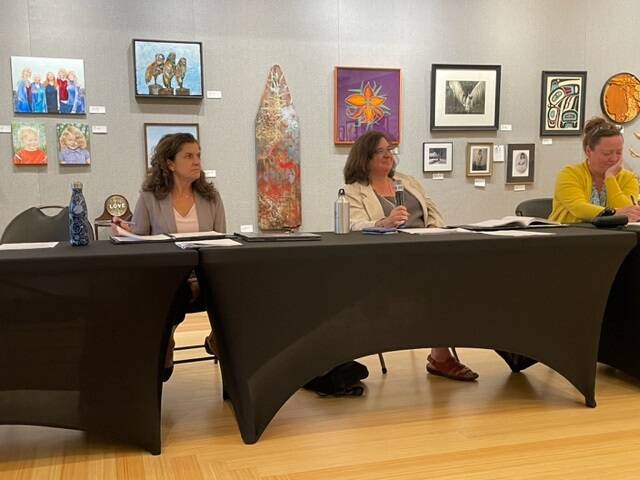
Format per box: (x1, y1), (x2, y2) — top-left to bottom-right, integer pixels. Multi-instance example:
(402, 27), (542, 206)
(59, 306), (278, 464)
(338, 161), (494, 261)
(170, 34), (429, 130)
(162, 365), (174, 382)
(204, 336), (218, 360)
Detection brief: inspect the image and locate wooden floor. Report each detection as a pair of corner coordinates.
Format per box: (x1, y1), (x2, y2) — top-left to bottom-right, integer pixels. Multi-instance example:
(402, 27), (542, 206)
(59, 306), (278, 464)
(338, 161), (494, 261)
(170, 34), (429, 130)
(2, 313), (640, 479)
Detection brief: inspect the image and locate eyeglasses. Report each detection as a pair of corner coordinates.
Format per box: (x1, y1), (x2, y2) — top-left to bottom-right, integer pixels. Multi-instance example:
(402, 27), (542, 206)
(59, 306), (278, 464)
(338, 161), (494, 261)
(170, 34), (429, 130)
(373, 147), (397, 156)
(592, 124), (622, 135)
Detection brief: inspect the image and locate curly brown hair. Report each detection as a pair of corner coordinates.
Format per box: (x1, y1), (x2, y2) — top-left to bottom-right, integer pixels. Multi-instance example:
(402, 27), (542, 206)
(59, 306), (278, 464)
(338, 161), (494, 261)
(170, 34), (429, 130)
(143, 133), (216, 200)
(343, 131), (395, 185)
(583, 117), (622, 154)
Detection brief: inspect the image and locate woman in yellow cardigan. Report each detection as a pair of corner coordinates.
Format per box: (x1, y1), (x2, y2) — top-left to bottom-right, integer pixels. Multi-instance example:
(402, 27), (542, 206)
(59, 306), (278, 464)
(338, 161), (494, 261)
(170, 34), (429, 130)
(550, 117), (640, 223)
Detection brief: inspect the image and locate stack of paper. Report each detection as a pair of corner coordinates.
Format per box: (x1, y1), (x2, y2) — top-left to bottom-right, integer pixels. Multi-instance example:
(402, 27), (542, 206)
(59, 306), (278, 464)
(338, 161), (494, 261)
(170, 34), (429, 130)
(175, 239), (242, 249)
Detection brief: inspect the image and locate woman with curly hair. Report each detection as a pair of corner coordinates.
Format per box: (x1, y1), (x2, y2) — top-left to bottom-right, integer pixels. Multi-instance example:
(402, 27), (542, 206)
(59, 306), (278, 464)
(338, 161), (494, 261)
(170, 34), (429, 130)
(112, 133), (226, 381)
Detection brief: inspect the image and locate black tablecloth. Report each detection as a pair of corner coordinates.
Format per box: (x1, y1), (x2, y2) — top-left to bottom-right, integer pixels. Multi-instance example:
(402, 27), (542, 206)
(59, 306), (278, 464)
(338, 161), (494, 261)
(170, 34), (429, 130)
(197, 228), (636, 444)
(0, 241), (198, 454)
(600, 226), (640, 378)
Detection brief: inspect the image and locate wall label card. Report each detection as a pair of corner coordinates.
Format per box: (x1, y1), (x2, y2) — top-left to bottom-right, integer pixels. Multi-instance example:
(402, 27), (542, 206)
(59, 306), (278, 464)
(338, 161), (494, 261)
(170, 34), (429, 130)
(92, 125), (107, 134)
(474, 178), (486, 188)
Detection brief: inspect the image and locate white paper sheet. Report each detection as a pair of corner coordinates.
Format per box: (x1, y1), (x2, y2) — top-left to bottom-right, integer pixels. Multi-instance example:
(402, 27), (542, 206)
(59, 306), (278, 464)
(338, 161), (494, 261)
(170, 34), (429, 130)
(169, 231), (225, 239)
(175, 239), (242, 249)
(0, 242), (58, 250)
(399, 227), (471, 235)
(478, 230), (555, 237)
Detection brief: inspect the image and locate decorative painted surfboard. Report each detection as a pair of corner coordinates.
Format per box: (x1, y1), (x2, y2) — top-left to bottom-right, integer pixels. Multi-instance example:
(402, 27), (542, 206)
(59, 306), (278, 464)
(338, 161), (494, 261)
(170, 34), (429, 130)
(255, 65), (301, 230)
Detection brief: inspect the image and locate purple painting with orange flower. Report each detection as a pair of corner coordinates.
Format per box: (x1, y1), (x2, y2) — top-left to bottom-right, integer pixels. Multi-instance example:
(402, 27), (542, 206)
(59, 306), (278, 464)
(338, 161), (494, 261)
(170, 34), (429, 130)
(334, 66), (401, 145)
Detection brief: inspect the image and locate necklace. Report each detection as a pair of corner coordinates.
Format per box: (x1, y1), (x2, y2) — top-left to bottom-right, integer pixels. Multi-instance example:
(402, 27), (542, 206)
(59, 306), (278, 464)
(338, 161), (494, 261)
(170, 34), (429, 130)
(372, 178), (394, 197)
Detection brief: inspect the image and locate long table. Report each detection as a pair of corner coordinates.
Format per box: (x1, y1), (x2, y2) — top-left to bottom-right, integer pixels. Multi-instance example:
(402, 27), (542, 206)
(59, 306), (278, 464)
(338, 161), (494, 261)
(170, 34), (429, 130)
(197, 228), (636, 444)
(0, 241), (198, 454)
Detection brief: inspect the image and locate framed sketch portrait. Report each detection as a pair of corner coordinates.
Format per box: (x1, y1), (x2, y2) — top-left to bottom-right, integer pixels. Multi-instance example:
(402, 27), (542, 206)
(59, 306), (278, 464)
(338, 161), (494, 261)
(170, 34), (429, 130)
(133, 39), (203, 98)
(334, 66), (401, 145)
(540, 71), (587, 136)
(423, 142), (453, 172)
(506, 144), (535, 184)
(11, 56), (86, 115)
(431, 64), (501, 131)
(144, 123), (199, 169)
(466, 142), (493, 177)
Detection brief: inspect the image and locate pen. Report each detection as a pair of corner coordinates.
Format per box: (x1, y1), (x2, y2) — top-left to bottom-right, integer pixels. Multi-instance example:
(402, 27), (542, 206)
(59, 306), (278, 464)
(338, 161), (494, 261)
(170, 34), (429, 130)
(116, 220), (136, 226)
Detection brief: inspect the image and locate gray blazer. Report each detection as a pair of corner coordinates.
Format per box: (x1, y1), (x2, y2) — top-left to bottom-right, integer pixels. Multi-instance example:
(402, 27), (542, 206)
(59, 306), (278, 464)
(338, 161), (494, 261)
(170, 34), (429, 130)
(131, 190), (227, 235)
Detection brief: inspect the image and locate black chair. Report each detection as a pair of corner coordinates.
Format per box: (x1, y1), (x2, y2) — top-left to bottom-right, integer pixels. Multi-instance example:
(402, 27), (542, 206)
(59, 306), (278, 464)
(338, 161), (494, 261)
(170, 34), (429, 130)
(515, 198), (553, 218)
(1, 205), (95, 243)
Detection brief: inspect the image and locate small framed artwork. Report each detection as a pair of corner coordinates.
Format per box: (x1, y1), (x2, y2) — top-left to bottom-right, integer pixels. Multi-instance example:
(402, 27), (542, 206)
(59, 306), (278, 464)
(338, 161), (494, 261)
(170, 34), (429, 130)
(540, 71), (587, 136)
(144, 123), (199, 169)
(11, 56), (86, 115)
(466, 142), (493, 177)
(133, 39), (204, 98)
(57, 123), (90, 165)
(334, 66), (401, 145)
(506, 144), (535, 184)
(12, 122), (47, 165)
(600, 72), (640, 124)
(431, 64), (501, 131)
(423, 142), (453, 172)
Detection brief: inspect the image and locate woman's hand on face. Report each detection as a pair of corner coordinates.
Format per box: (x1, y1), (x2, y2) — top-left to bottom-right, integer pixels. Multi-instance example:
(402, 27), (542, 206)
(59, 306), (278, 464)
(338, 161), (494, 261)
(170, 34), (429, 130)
(382, 206), (409, 227)
(110, 216), (131, 235)
(615, 206), (640, 222)
(605, 156), (624, 178)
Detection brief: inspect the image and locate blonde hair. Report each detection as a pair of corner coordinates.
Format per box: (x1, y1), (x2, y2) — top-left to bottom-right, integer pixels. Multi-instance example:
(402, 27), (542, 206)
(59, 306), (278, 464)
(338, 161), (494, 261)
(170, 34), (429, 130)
(59, 125), (87, 149)
(18, 126), (39, 145)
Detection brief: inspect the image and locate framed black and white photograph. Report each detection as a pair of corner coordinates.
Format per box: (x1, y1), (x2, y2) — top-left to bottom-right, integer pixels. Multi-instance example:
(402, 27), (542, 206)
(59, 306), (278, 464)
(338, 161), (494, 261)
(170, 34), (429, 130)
(540, 71), (587, 136)
(430, 64), (501, 131)
(466, 143), (493, 177)
(423, 142), (453, 172)
(506, 144), (535, 184)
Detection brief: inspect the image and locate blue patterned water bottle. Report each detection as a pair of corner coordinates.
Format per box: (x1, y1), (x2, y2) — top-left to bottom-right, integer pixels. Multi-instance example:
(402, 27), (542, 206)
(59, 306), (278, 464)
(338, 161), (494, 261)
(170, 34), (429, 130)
(69, 181), (91, 246)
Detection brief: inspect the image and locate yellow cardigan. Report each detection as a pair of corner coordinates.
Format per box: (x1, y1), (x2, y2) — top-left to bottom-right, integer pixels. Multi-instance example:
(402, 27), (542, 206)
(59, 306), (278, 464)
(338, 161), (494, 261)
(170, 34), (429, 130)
(549, 161), (639, 223)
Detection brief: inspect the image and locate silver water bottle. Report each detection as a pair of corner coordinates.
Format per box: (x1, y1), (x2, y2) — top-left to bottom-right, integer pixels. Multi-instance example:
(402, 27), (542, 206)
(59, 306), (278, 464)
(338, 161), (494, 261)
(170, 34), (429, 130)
(334, 188), (350, 234)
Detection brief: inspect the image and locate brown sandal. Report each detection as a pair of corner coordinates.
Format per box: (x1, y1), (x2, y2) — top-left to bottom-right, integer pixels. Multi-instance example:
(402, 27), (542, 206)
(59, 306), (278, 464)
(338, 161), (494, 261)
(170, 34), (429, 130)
(426, 354), (479, 382)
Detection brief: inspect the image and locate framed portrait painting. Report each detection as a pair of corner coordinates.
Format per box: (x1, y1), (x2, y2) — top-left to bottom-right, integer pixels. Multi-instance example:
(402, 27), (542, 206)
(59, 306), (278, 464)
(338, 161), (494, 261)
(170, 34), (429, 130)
(144, 123), (199, 169)
(334, 66), (401, 145)
(57, 123), (91, 165)
(12, 122), (47, 165)
(423, 142), (453, 172)
(133, 39), (203, 98)
(430, 64), (501, 131)
(11, 56), (86, 115)
(466, 142), (493, 177)
(540, 71), (587, 136)
(506, 144), (535, 184)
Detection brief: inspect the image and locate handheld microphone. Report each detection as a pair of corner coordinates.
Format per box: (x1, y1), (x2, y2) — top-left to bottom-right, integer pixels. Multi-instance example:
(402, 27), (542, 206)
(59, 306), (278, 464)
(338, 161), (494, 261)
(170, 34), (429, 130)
(394, 180), (405, 206)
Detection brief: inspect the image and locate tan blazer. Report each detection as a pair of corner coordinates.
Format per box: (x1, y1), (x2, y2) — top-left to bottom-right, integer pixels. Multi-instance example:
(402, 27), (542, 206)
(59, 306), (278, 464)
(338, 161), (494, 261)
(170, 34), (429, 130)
(344, 172), (445, 231)
(131, 190), (226, 235)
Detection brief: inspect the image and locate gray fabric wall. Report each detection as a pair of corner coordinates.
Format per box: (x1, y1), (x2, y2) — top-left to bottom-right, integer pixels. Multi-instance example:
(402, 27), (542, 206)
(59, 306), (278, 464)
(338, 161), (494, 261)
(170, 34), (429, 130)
(1, 0), (639, 235)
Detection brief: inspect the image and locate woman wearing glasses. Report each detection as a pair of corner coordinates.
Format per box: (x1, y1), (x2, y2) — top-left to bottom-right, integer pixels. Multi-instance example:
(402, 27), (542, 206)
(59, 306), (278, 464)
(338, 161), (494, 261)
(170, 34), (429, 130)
(343, 131), (445, 231)
(550, 117), (640, 223)
(343, 130), (478, 381)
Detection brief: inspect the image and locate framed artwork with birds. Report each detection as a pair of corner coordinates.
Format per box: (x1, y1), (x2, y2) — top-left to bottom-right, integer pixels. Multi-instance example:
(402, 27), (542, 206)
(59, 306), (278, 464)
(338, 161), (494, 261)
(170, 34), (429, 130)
(133, 39), (203, 99)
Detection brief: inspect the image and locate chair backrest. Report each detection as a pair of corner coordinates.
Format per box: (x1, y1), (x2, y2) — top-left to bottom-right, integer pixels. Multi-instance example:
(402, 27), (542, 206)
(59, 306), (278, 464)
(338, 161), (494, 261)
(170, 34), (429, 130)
(1, 206), (72, 243)
(515, 198), (553, 219)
